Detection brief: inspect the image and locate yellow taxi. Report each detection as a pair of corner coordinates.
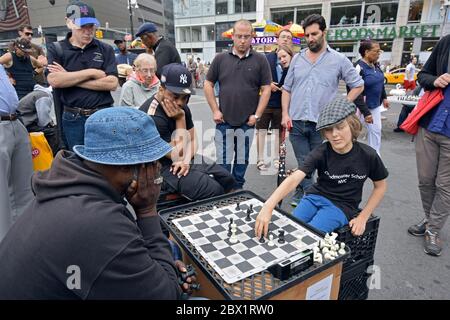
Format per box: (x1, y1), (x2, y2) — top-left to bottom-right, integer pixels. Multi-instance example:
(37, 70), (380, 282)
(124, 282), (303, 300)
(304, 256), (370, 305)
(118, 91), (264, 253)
(384, 67), (420, 84)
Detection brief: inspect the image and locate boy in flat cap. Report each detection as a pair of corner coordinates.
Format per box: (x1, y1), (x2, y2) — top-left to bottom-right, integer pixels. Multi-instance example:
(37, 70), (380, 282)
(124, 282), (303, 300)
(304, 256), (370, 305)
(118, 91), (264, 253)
(255, 97), (388, 237)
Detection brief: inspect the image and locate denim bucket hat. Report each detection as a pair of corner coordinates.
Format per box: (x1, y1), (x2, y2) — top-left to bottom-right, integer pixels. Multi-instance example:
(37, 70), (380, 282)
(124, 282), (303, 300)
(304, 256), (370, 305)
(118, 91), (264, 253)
(316, 97), (357, 131)
(73, 107), (172, 165)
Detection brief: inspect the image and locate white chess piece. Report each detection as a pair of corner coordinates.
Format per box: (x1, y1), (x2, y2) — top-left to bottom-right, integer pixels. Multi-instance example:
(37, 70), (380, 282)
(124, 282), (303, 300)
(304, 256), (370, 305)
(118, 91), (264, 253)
(340, 242), (346, 250)
(229, 228), (238, 244)
(338, 248), (346, 255)
(268, 234), (275, 247)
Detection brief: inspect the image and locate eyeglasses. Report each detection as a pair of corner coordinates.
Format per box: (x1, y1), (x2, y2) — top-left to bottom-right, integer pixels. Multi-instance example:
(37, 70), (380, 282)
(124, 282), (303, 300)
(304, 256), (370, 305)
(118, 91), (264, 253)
(370, 49), (384, 53)
(24, 32), (33, 36)
(138, 68), (156, 74)
(234, 34), (252, 40)
(279, 35), (292, 40)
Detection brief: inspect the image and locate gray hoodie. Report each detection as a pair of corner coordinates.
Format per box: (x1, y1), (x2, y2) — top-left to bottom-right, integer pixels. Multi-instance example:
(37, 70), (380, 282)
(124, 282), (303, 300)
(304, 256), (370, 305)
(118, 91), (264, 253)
(17, 84), (54, 128)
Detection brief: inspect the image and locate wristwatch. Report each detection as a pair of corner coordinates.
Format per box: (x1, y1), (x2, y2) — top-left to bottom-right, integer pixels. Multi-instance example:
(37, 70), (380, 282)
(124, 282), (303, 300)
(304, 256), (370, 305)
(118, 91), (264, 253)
(254, 114), (260, 122)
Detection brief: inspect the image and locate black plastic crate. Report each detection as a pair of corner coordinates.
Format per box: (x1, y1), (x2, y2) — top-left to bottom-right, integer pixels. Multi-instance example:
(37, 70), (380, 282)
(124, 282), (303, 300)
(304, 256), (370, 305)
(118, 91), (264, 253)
(335, 216), (380, 266)
(157, 191), (189, 211)
(338, 257), (374, 300)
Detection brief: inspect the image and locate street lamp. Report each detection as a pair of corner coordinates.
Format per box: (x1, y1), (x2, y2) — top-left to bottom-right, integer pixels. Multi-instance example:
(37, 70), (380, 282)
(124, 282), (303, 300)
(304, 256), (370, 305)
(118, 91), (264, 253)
(128, 0), (139, 40)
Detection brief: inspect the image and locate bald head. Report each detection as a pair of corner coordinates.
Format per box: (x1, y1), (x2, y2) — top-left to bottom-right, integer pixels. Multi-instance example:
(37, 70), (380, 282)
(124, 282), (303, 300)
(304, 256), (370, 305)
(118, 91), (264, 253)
(233, 19), (253, 34)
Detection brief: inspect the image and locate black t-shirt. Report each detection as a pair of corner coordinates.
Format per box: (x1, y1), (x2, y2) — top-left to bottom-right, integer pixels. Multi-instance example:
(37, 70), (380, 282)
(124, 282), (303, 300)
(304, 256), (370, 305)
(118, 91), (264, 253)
(299, 141), (389, 219)
(206, 49), (272, 126)
(139, 95), (194, 166)
(47, 32), (118, 109)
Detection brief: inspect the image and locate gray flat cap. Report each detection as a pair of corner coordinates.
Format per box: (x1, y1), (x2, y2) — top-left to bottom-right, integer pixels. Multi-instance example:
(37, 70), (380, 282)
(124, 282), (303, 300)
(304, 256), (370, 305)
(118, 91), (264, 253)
(316, 97), (357, 131)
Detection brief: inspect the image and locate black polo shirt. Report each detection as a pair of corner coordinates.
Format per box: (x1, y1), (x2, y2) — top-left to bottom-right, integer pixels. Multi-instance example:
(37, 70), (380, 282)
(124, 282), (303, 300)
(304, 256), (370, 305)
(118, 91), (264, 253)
(206, 48), (272, 126)
(47, 32), (118, 109)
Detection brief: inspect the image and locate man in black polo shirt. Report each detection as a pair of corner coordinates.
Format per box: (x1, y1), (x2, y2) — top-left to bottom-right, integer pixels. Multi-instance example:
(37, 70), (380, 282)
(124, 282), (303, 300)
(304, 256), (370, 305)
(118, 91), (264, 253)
(47, 1), (118, 150)
(204, 19), (272, 189)
(135, 22), (181, 79)
(140, 63), (235, 200)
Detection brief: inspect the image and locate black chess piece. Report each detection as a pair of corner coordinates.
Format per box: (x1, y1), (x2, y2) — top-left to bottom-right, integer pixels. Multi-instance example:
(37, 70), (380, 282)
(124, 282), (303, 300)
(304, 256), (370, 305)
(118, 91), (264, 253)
(249, 204), (253, 212)
(245, 209), (251, 222)
(227, 224), (232, 237)
(229, 217), (233, 226)
(278, 230), (285, 244)
(235, 202), (240, 210)
(259, 235), (265, 243)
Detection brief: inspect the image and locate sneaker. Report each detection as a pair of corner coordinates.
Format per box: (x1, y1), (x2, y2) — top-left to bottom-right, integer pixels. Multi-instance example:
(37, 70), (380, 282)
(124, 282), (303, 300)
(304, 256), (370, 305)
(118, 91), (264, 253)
(424, 230), (442, 256)
(408, 218), (427, 236)
(393, 127), (404, 133)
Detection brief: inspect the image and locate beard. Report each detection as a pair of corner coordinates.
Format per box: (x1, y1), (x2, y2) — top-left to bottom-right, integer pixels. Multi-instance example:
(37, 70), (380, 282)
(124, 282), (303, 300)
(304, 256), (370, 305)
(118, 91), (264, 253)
(307, 37), (324, 52)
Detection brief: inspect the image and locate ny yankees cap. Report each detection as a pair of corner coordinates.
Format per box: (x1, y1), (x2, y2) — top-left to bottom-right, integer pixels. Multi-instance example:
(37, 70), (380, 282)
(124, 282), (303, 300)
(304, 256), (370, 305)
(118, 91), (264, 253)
(66, 1), (100, 27)
(160, 63), (192, 95)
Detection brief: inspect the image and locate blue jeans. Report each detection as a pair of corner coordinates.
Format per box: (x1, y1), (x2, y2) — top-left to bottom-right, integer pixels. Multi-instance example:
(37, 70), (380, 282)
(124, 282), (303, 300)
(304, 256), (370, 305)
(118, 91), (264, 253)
(289, 120), (323, 191)
(215, 122), (254, 189)
(293, 194), (348, 233)
(396, 104), (414, 128)
(62, 111), (88, 151)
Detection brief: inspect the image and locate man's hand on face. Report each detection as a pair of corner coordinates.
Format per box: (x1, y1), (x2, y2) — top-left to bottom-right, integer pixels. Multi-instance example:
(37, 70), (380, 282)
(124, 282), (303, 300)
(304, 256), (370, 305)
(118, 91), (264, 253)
(125, 162), (162, 217)
(162, 97), (185, 120)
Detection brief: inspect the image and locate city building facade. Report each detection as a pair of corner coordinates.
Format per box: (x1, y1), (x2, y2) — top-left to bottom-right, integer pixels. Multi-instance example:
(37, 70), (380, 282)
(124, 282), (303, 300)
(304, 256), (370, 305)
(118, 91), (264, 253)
(174, 0), (445, 67)
(0, 0), (175, 50)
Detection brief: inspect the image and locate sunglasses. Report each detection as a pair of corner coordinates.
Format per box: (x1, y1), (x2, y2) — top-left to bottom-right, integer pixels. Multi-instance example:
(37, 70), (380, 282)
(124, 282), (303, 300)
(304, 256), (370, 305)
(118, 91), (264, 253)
(24, 32), (33, 36)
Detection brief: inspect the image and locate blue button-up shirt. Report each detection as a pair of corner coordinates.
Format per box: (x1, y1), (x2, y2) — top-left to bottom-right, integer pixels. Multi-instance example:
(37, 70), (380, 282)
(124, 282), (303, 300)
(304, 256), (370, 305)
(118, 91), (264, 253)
(427, 85), (450, 138)
(283, 45), (364, 122)
(0, 65), (19, 115)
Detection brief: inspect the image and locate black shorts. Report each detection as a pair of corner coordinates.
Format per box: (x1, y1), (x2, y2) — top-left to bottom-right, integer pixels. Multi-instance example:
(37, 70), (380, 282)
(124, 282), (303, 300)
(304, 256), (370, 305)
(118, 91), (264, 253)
(256, 108), (282, 130)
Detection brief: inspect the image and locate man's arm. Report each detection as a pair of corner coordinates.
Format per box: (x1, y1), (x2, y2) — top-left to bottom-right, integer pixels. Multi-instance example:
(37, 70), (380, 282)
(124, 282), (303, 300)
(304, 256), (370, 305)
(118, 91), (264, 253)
(47, 65), (106, 88)
(341, 56), (365, 102)
(30, 55), (44, 69)
(347, 85), (364, 102)
(248, 84), (271, 126)
(418, 35), (449, 90)
(77, 75), (119, 91)
(0, 52), (12, 66)
(204, 80), (223, 123)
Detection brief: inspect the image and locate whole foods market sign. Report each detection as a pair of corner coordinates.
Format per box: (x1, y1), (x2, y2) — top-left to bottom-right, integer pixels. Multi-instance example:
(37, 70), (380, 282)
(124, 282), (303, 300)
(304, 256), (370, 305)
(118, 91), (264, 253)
(328, 24), (440, 41)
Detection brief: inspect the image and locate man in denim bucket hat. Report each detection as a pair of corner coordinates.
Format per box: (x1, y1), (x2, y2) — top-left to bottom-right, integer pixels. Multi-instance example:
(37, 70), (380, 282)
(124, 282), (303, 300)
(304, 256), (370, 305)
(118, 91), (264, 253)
(0, 107), (195, 299)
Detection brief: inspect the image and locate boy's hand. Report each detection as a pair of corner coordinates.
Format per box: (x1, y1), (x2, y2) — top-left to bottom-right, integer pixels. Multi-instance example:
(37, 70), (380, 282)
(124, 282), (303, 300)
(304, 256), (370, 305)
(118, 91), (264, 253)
(349, 215), (368, 236)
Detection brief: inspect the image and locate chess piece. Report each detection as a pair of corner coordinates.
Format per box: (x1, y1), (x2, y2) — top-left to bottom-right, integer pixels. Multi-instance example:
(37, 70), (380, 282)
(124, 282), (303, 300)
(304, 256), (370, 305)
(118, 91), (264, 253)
(229, 231), (238, 244)
(245, 209), (251, 222)
(229, 224), (238, 243)
(229, 218), (233, 226)
(268, 234), (275, 247)
(235, 202), (240, 211)
(227, 224), (232, 237)
(278, 230), (285, 244)
(259, 235), (265, 243)
(249, 204), (253, 213)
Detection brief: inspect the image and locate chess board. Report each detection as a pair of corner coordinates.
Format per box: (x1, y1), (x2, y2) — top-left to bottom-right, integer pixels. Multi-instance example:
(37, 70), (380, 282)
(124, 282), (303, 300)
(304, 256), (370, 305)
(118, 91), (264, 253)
(172, 198), (322, 284)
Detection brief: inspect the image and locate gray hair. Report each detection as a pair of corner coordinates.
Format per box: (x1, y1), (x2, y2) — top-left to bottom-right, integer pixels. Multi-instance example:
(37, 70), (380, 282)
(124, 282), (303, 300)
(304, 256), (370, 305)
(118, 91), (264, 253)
(134, 53), (157, 69)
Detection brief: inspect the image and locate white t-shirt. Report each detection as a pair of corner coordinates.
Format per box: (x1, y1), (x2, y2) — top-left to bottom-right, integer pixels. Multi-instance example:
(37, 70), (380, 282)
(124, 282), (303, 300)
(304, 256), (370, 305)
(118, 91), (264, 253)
(405, 63), (416, 81)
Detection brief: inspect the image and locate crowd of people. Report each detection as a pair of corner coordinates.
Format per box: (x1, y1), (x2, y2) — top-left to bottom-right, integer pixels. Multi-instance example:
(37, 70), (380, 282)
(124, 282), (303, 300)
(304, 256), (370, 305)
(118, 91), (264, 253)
(0, 0), (449, 299)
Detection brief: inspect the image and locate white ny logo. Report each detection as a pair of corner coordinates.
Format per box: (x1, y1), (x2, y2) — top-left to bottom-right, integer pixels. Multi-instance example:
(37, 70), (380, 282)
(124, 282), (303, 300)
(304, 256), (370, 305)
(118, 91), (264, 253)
(180, 74), (188, 84)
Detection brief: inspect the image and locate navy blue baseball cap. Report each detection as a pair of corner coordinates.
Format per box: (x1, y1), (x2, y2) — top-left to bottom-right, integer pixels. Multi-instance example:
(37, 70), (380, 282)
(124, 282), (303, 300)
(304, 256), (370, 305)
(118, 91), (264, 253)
(135, 22), (158, 37)
(160, 63), (192, 95)
(66, 1), (100, 27)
